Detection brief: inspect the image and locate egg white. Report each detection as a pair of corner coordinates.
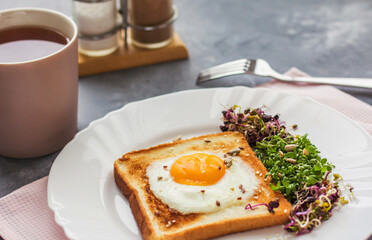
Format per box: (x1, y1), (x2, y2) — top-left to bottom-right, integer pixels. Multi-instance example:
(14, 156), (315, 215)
(146, 152), (259, 214)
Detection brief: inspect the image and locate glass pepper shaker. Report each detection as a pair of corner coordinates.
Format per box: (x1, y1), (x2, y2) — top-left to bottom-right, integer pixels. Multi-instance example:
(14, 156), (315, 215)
(127, 0), (178, 49)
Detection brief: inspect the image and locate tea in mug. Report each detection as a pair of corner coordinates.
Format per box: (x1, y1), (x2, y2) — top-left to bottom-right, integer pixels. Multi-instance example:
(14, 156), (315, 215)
(0, 26), (69, 63)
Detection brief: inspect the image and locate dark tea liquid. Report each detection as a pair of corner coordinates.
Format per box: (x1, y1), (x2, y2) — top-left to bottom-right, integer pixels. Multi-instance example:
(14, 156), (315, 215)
(0, 26), (69, 63)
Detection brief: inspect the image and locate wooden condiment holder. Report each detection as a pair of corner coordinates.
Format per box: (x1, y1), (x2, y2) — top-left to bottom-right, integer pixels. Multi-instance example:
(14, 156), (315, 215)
(78, 32), (188, 76)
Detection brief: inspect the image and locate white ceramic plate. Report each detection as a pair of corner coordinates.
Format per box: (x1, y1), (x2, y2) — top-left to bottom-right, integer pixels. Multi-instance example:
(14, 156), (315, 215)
(48, 87), (372, 240)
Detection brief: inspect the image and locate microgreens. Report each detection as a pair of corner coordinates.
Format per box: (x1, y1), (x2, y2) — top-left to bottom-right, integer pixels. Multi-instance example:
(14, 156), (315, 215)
(284, 172), (341, 235)
(255, 134), (334, 203)
(219, 105), (350, 235)
(220, 105), (289, 146)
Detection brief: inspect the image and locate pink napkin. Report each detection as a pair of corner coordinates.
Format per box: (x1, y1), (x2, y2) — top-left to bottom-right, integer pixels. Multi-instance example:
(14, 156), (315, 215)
(0, 177), (67, 240)
(260, 68), (372, 135)
(1, 68), (372, 240)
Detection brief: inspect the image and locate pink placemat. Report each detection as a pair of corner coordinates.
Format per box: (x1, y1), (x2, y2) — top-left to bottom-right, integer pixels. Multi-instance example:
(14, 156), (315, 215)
(0, 177), (67, 240)
(1, 68), (372, 240)
(260, 68), (372, 135)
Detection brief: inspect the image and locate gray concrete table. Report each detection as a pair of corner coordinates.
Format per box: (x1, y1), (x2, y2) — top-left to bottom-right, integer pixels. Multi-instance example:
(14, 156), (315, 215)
(1, 0), (372, 239)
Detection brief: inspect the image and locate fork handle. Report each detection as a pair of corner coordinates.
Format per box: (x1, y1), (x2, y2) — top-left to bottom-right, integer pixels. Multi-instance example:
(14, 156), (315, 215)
(279, 75), (372, 89)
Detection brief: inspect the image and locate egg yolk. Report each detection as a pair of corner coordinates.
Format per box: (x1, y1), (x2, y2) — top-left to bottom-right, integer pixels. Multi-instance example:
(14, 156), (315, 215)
(170, 153), (226, 186)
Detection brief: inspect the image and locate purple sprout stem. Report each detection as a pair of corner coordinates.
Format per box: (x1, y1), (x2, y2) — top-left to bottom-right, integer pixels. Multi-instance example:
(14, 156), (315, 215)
(242, 113), (250, 122)
(245, 203), (268, 210)
(295, 210), (310, 216)
(324, 171), (332, 180)
(284, 217), (296, 230)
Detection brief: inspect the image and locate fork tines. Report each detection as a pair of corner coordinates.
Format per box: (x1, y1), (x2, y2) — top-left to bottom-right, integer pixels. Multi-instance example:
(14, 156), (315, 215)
(196, 59), (251, 84)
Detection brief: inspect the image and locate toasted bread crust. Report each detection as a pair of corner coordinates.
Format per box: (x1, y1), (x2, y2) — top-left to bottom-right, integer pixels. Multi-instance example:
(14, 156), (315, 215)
(160, 197), (289, 240)
(160, 196), (289, 240)
(114, 132), (291, 240)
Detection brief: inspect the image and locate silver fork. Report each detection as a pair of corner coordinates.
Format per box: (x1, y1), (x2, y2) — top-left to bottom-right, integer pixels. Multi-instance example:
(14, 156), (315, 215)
(196, 58), (372, 89)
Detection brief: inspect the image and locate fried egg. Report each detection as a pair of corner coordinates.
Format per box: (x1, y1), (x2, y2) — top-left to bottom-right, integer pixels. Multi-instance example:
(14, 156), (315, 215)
(146, 152), (259, 214)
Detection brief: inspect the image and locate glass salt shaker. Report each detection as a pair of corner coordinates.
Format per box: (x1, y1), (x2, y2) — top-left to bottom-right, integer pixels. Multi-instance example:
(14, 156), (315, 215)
(72, 0), (120, 57)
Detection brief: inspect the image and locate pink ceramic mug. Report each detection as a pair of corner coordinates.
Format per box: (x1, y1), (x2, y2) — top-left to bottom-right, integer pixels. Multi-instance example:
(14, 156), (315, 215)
(0, 8), (78, 158)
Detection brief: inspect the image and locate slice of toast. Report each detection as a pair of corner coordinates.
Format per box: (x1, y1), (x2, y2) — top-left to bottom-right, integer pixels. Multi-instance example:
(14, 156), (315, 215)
(114, 132), (291, 240)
